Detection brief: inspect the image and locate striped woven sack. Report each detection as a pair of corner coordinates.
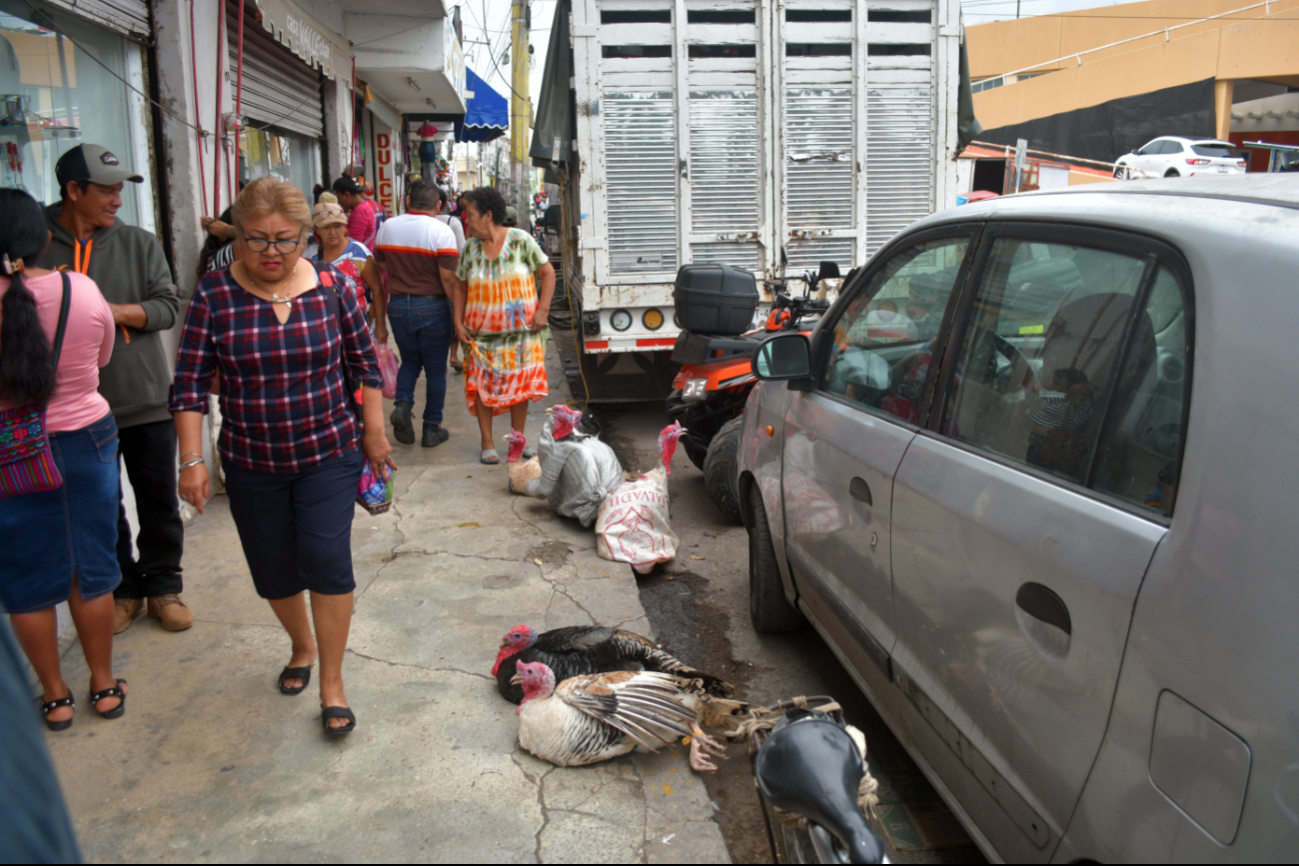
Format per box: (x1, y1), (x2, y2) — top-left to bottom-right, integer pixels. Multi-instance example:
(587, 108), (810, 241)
(0, 273), (71, 499)
(0, 404), (61, 497)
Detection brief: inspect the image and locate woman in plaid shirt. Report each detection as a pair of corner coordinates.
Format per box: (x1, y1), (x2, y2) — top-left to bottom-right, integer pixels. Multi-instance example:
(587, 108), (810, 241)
(169, 177), (394, 735)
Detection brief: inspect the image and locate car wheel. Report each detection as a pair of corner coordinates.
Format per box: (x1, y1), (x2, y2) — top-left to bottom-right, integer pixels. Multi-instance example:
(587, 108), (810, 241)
(749, 484), (805, 632)
(703, 416), (744, 524)
(1113, 165), (1128, 179)
(1164, 168), (1180, 178)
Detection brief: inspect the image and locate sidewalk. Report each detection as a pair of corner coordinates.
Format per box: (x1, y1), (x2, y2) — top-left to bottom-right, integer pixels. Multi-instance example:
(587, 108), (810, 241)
(44, 345), (731, 864)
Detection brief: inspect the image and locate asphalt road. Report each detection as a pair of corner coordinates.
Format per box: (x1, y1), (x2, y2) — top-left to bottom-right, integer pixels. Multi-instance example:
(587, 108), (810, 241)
(594, 400), (986, 865)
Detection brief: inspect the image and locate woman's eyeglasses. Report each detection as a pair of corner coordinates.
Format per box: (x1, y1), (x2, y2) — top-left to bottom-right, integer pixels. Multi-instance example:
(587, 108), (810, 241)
(243, 235), (303, 254)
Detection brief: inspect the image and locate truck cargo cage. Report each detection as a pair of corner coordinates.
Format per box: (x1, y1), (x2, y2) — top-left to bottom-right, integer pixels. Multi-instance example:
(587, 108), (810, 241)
(531, 0), (967, 400)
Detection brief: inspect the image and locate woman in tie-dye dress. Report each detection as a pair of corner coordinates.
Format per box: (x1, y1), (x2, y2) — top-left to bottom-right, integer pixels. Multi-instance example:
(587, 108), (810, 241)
(454, 186), (557, 464)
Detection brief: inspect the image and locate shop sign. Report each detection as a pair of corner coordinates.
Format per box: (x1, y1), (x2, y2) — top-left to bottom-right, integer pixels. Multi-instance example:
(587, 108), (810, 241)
(376, 132), (397, 215)
(444, 23), (467, 104)
(365, 86), (401, 131)
(250, 0), (353, 86)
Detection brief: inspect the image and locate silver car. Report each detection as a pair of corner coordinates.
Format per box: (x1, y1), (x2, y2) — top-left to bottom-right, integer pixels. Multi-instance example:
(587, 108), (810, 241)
(739, 175), (1299, 862)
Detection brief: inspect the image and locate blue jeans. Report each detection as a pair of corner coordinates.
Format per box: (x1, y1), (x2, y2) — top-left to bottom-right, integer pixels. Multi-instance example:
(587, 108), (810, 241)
(387, 294), (454, 425)
(0, 413), (121, 613)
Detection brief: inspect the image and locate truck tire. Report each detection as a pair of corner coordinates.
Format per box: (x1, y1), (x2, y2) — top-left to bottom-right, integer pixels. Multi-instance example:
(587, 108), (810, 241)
(749, 485), (805, 632)
(703, 416), (744, 524)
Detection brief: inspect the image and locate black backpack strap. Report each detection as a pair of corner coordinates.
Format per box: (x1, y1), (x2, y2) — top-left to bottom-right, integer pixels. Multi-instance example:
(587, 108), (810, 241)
(52, 271), (72, 366)
(38, 272), (72, 410)
(313, 262), (361, 414)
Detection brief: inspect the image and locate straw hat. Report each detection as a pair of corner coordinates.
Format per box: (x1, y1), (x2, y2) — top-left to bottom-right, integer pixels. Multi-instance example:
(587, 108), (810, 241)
(313, 192), (347, 228)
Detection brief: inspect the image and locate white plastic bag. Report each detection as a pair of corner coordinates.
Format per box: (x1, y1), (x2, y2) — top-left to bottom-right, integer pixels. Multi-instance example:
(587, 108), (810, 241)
(596, 466), (679, 574)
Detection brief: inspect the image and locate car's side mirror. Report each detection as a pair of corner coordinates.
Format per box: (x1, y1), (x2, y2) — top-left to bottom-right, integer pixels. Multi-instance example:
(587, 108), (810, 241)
(755, 333), (814, 390)
(818, 260), (841, 281)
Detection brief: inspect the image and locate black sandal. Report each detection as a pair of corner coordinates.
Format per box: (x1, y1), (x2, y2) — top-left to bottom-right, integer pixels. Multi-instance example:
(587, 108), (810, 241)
(89, 679), (127, 720)
(278, 665), (313, 696)
(38, 692), (75, 731)
(321, 706), (356, 735)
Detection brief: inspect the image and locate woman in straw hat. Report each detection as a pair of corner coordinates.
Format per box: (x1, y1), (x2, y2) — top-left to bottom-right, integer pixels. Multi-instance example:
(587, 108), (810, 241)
(306, 193), (385, 341)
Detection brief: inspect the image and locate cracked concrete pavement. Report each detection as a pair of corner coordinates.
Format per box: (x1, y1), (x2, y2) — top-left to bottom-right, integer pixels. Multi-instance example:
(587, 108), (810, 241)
(44, 344), (731, 864)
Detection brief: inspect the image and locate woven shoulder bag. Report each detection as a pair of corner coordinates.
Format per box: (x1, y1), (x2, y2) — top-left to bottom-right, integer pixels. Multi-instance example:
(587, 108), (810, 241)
(0, 273), (72, 498)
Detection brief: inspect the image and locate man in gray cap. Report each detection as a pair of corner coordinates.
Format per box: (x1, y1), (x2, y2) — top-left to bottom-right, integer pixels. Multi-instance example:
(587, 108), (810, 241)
(38, 144), (190, 634)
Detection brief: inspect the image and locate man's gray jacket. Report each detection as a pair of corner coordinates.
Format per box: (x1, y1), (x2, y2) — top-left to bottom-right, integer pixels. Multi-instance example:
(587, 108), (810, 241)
(40, 204), (179, 428)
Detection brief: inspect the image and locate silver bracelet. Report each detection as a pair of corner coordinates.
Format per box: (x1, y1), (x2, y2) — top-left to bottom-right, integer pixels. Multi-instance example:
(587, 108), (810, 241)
(179, 458), (205, 470)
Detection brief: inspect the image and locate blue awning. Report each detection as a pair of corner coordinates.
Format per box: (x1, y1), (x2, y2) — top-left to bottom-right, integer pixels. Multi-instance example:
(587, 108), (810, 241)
(456, 68), (508, 143)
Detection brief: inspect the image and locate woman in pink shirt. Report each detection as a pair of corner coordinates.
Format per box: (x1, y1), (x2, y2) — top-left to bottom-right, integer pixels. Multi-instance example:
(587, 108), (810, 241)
(0, 189), (127, 730)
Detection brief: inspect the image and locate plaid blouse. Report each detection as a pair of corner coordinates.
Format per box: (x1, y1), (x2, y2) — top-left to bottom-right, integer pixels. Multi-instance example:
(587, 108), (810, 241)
(169, 265), (383, 473)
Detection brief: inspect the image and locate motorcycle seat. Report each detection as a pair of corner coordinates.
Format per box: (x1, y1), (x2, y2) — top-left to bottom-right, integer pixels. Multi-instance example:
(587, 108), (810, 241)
(755, 716), (885, 864)
(671, 331), (760, 366)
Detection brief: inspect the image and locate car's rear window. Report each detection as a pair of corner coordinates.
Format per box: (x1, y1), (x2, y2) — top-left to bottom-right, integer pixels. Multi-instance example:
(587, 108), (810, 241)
(1192, 143), (1243, 159)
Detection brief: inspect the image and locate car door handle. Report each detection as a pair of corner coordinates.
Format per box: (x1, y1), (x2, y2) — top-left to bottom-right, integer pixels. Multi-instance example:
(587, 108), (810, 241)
(1015, 582), (1071, 635)
(849, 477), (872, 506)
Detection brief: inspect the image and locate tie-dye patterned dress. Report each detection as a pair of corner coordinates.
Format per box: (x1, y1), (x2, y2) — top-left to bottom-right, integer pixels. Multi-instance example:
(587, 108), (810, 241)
(457, 228), (550, 415)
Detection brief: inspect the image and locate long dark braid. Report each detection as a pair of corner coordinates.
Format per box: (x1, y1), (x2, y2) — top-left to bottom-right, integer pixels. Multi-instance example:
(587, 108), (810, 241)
(0, 189), (56, 406)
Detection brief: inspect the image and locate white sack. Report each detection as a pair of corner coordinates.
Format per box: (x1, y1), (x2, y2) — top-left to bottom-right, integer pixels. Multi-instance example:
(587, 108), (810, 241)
(596, 466), (679, 574)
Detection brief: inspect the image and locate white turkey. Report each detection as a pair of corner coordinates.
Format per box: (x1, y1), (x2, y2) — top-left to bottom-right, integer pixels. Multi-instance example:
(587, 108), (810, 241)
(512, 662), (747, 771)
(505, 430), (541, 494)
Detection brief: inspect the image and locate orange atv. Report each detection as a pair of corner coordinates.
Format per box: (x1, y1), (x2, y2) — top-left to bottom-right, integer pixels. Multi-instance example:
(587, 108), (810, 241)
(666, 261), (842, 523)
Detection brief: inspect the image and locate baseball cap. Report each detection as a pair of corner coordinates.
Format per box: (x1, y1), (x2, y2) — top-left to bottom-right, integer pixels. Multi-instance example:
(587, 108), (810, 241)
(55, 144), (144, 188)
(312, 195), (347, 229)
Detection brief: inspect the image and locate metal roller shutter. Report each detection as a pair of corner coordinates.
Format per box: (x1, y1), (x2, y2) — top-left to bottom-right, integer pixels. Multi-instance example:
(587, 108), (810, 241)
(227, 3), (324, 139)
(44, 0), (151, 41)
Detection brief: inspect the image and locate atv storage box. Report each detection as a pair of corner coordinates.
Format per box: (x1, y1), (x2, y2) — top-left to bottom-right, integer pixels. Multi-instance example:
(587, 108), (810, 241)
(673, 264), (759, 336)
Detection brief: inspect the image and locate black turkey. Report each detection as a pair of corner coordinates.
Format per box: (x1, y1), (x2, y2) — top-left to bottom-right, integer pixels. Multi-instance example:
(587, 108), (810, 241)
(492, 624), (732, 704)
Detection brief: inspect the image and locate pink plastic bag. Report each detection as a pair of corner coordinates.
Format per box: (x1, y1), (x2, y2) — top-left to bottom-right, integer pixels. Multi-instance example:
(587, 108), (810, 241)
(376, 344), (399, 400)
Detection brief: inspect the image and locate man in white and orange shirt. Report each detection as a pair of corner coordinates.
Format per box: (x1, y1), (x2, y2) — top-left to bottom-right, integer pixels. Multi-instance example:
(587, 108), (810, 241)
(374, 180), (461, 448)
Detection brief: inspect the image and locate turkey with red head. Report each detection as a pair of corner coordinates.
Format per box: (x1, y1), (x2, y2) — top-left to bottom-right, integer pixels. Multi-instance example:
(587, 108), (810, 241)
(549, 404), (583, 441)
(513, 662), (747, 771)
(492, 624), (733, 704)
(658, 421), (686, 476)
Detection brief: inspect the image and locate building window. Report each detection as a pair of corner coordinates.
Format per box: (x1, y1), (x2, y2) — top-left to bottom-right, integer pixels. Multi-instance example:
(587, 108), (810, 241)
(238, 125), (321, 203)
(0, 0), (150, 223)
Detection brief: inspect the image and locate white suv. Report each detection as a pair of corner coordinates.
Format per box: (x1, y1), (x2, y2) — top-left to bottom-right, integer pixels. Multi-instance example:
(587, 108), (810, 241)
(1114, 136), (1247, 179)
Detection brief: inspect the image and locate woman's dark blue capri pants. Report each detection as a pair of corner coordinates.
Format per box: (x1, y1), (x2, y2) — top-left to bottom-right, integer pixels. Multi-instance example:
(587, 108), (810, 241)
(224, 449), (364, 599)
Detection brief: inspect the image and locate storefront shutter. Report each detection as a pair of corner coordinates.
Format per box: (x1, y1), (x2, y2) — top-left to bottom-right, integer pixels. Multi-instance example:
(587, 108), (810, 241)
(226, 3), (324, 139)
(44, 0), (151, 41)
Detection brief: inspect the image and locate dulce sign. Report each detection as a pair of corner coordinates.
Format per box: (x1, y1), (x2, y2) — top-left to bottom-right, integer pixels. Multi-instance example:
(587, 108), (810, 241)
(376, 132), (397, 216)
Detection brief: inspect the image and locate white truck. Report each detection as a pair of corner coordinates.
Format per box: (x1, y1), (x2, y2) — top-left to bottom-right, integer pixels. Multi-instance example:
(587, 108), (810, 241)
(532, 0), (968, 399)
